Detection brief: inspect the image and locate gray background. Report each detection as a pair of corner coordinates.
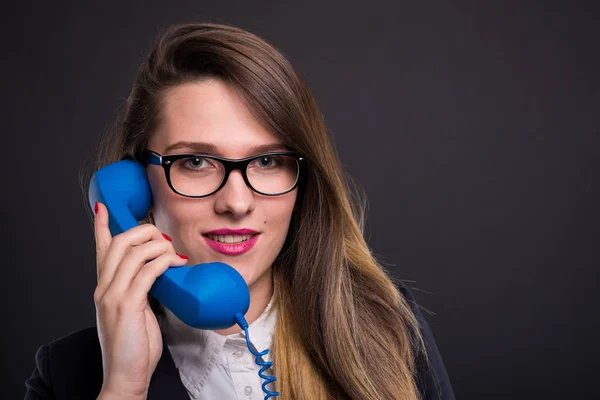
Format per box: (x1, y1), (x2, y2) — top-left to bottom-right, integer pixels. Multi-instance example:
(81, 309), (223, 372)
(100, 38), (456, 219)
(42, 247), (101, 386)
(2, 1), (599, 399)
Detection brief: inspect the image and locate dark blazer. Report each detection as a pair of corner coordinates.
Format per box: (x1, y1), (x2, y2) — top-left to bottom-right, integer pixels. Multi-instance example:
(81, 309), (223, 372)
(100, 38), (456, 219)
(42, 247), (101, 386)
(24, 284), (455, 399)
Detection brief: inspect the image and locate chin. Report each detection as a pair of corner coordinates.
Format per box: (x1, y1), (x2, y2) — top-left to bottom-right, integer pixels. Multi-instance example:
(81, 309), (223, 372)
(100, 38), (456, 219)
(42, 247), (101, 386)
(238, 266), (271, 288)
(185, 254), (270, 287)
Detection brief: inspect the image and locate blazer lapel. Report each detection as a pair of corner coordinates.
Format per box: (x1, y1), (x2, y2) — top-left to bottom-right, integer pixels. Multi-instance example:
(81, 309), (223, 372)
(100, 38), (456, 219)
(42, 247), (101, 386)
(147, 336), (189, 400)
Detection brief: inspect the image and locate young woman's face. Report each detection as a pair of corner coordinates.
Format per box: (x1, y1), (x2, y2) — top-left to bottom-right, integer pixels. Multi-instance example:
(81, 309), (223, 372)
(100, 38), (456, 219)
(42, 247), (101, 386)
(145, 79), (297, 291)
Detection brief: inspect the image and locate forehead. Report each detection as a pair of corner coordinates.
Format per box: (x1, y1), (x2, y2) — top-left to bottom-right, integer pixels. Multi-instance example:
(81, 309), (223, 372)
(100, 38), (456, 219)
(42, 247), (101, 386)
(148, 79), (284, 158)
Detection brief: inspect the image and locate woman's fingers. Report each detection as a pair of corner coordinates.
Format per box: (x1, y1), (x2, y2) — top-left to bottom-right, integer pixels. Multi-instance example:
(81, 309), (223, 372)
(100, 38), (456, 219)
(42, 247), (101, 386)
(129, 253), (189, 301)
(94, 212), (172, 302)
(105, 239), (180, 297)
(94, 202), (113, 280)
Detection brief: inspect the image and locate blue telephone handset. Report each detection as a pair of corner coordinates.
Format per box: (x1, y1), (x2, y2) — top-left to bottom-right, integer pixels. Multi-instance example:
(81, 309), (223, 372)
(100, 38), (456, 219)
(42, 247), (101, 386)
(88, 159), (250, 329)
(88, 159), (279, 399)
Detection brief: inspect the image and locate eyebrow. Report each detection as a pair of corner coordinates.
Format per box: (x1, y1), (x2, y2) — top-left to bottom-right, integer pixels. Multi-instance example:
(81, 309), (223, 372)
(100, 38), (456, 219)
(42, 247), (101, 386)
(163, 141), (291, 156)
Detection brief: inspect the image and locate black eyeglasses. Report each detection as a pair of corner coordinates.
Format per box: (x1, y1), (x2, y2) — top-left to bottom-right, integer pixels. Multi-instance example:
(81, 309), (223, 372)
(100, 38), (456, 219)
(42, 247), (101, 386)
(143, 149), (306, 198)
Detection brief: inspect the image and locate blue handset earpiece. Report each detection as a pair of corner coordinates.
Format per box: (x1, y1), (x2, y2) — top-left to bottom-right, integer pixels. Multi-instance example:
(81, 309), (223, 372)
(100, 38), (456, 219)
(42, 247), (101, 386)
(88, 159), (250, 329)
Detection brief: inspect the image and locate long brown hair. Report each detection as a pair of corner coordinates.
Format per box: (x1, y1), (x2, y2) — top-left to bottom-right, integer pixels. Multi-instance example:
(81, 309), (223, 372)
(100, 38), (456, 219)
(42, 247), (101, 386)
(82, 22), (427, 400)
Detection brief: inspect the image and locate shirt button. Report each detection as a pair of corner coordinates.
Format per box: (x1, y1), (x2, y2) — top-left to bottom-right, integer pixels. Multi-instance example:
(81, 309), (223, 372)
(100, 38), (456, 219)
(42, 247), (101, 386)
(244, 385), (253, 395)
(234, 350), (244, 358)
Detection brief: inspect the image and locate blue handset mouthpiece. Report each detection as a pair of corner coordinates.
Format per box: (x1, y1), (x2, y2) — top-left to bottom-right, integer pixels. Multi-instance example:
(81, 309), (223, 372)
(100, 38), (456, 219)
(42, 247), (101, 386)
(88, 160), (250, 330)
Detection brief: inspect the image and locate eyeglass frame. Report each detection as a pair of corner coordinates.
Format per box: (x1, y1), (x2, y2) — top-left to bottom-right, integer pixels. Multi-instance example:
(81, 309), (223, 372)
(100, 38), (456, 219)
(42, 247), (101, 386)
(142, 149), (307, 198)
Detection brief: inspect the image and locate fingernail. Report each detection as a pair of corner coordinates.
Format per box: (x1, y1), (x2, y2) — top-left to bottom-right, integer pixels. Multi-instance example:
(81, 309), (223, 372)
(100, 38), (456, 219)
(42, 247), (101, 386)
(162, 233), (172, 242)
(177, 253), (188, 260)
(94, 202), (99, 214)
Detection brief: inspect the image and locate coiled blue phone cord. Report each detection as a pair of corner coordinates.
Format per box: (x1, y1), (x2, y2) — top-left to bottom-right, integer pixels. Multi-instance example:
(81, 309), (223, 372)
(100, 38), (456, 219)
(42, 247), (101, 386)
(235, 313), (279, 399)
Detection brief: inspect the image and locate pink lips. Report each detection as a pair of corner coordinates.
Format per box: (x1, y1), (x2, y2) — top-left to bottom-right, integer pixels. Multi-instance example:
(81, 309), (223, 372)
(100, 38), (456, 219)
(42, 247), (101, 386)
(204, 228), (258, 235)
(203, 228), (260, 255)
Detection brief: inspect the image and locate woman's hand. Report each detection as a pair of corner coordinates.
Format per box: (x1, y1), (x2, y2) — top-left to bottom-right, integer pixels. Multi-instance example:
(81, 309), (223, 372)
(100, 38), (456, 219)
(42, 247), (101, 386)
(93, 202), (188, 398)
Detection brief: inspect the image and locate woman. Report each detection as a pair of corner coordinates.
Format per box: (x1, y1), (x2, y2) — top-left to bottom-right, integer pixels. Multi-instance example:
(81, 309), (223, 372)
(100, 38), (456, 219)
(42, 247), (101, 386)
(25, 22), (455, 400)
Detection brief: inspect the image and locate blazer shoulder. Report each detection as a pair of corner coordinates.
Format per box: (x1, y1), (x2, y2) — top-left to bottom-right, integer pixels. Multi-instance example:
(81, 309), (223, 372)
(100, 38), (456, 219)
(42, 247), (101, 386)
(25, 327), (103, 399)
(394, 281), (456, 400)
(47, 326), (101, 356)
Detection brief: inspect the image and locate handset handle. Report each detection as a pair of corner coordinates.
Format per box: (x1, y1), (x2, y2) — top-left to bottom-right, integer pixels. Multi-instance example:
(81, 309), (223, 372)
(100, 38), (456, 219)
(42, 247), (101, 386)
(88, 160), (250, 329)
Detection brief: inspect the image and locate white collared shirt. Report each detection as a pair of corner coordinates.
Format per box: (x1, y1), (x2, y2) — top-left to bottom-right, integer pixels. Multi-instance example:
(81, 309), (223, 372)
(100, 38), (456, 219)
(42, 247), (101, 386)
(160, 297), (278, 400)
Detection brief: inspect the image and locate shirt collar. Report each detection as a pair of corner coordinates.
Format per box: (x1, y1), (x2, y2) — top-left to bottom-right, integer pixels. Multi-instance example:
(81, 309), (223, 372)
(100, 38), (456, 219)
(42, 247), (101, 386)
(159, 293), (278, 392)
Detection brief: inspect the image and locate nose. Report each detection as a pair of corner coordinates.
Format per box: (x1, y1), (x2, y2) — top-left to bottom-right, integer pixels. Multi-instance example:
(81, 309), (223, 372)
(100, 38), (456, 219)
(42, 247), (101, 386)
(213, 169), (255, 217)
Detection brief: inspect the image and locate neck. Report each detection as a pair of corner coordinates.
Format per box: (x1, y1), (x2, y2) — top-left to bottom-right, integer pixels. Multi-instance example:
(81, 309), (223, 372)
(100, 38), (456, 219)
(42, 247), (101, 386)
(213, 270), (274, 336)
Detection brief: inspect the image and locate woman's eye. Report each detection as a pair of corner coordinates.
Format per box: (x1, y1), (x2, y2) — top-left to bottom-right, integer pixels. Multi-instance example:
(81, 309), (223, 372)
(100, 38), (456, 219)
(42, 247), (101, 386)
(183, 157), (209, 170)
(254, 156), (280, 168)
(259, 157), (273, 167)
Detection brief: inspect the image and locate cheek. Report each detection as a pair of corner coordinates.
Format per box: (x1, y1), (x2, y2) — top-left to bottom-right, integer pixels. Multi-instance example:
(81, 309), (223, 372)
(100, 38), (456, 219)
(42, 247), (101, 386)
(147, 170), (173, 217)
(146, 168), (168, 205)
(146, 169), (202, 230)
(263, 192), (297, 241)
